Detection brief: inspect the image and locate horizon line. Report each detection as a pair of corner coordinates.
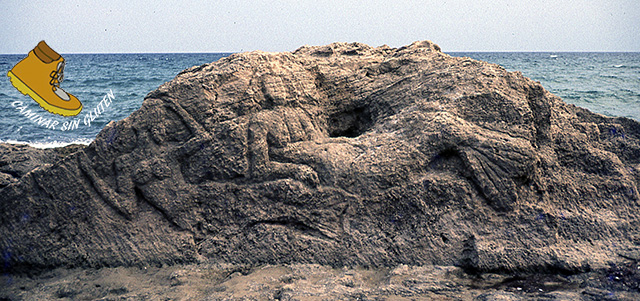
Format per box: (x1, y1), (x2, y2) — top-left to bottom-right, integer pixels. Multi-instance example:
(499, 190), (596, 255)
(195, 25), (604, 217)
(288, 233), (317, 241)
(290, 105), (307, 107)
(1, 50), (639, 55)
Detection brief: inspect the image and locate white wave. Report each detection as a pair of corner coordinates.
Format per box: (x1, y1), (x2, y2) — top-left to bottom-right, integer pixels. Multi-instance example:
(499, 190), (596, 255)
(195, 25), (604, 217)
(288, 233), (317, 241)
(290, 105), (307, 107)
(0, 139), (92, 149)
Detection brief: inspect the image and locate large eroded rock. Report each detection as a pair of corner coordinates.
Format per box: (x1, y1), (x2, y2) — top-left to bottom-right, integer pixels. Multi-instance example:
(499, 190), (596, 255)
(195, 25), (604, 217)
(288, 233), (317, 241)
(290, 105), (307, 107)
(1, 41), (640, 274)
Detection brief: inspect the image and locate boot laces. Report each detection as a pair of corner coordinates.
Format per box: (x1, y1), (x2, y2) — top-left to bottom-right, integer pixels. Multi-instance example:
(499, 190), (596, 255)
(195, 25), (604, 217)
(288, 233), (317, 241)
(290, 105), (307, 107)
(49, 61), (65, 88)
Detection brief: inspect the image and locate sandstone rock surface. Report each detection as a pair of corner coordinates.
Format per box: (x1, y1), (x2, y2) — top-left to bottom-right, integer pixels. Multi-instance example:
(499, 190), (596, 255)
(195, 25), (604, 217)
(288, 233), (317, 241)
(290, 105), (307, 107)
(0, 143), (83, 188)
(4, 263), (639, 300)
(1, 41), (640, 278)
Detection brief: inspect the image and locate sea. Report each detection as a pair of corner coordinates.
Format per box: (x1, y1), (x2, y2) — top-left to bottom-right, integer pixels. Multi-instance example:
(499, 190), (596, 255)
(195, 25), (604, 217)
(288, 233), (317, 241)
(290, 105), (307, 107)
(1, 52), (639, 148)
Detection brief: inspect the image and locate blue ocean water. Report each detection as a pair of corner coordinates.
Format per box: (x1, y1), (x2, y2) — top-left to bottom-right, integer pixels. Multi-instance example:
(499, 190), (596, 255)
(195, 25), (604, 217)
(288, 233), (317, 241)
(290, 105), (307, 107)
(454, 52), (640, 121)
(0, 53), (230, 147)
(1, 52), (639, 147)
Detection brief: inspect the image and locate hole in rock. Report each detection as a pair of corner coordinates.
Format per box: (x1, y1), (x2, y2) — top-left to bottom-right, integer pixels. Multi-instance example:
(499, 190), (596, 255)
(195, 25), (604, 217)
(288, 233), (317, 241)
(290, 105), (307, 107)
(440, 233), (450, 243)
(437, 148), (457, 159)
(327, 107), (373, 138)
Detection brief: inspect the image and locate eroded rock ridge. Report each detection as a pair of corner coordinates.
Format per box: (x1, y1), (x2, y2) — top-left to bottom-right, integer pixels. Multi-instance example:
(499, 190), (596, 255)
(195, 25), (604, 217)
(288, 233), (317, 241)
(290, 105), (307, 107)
(1, 41), (639, 274)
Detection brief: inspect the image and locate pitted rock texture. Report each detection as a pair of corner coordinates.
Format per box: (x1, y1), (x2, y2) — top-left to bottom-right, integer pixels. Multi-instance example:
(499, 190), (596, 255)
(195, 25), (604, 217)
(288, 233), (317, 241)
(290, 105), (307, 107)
(0, 143), (83, 188)
(1, 41), (640, 274)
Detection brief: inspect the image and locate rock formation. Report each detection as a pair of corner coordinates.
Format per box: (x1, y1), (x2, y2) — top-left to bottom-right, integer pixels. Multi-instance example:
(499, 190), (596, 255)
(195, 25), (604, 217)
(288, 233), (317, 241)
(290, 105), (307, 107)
(1, 41), (640, 277)
(0, 143), (83, 189)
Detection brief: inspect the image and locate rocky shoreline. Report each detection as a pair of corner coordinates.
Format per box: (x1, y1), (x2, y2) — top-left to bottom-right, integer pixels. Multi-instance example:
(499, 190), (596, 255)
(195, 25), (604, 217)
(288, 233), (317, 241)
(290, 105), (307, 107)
(2, 40), (640, 299)
(2, 262), (640, 300)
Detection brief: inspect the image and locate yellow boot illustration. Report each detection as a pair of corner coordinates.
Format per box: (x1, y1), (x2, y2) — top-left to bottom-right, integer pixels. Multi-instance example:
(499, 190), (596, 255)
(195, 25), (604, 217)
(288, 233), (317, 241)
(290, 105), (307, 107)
(7, 41), (82, 117)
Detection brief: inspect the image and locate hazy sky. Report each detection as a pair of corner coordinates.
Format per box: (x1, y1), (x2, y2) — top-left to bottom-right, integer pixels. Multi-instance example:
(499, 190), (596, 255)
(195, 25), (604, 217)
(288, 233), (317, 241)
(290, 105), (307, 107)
(1, 0), (638, 53)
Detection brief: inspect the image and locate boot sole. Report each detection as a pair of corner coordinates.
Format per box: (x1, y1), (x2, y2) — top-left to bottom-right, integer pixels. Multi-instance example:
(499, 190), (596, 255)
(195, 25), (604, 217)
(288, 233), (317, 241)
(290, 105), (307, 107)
(7, 71), (83, 117)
